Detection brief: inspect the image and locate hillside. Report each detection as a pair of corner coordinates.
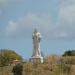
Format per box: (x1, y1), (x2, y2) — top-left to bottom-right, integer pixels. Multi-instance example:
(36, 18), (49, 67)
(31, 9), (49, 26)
(1, 55), (75, 75)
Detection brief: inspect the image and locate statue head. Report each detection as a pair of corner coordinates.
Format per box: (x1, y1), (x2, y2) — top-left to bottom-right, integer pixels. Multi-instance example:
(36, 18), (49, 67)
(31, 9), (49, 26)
(33, 29), (41, 40)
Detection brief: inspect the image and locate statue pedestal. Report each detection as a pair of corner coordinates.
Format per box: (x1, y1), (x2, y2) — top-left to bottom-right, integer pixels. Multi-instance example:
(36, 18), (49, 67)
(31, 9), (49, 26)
(30, 56), (43, 63)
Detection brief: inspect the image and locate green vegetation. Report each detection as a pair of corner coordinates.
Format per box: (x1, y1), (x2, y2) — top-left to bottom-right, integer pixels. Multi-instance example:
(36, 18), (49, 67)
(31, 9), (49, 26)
(63, 50), (75, 56)
(0, 49), (23, 67)
(0, 49), (75, 75)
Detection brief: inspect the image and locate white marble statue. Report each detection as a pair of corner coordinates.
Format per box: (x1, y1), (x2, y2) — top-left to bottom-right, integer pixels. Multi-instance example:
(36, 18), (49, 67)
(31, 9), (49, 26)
(30, 29), (43, 63)
(32, 29), (41, 57)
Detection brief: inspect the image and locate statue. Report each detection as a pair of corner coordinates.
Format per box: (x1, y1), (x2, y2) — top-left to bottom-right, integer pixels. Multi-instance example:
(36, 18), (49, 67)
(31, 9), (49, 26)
(30, 29), (43, 63)
(32, 29), (41, 56)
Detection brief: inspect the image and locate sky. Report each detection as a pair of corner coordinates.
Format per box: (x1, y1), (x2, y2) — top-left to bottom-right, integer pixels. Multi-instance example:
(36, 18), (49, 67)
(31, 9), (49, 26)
(0, 0), (75, 59)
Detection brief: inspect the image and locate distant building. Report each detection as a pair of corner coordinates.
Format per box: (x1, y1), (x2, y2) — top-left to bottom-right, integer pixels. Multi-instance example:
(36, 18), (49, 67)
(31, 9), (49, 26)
(30, 29), (43, 63)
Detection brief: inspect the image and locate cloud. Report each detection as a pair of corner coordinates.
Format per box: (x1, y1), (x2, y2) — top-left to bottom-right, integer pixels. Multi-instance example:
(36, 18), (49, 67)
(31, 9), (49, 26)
(54, 0), (75, 40)
(4, 0), (75, 40)
(59, 0), (75, 23)
(5, 13), (52, 38)
(6, 21), (17, 36)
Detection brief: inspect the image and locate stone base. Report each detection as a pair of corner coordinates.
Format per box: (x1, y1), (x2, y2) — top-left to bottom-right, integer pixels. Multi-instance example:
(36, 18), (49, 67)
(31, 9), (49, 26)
(30, 56), (43, 63)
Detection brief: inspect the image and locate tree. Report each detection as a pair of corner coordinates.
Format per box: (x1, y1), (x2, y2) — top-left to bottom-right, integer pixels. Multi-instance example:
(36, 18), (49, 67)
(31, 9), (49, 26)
(0, 49), (23, 66)
(0, 56), (8, 67)
(63, 50), (75, 56)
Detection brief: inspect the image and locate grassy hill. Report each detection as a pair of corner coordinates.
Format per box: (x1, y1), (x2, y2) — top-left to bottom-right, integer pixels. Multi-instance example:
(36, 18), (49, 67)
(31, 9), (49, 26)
(1, 55), (75, 75)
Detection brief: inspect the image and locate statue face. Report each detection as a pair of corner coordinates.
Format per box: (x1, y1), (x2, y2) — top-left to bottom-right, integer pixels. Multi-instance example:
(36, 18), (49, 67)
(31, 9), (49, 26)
(33, 32), (41, 38)
(36, 32), (41, 38)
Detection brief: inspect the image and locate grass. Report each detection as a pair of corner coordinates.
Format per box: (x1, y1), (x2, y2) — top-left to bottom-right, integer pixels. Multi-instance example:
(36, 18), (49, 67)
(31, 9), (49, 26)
(1, 56), (75, 75)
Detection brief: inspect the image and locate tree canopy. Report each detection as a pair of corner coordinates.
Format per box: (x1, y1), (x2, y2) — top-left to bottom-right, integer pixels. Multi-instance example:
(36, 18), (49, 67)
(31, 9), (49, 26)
(63, 50), (75, 56)
(0, 49), (23, 66)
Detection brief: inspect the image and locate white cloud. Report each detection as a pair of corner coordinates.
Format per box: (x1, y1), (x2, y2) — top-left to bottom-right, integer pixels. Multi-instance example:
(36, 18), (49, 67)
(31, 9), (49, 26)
(59, 0), (75, 23)
(5, 21), (17, 36)
(53, 0), (75, 40)
(4, 0), (75, 40)
(6, 21), (17, 33)
(5, 13), (52, 38)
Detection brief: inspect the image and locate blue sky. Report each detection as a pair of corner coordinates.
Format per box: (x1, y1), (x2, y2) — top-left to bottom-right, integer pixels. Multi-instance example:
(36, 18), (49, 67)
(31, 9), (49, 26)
(0, 0), (75, 59)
